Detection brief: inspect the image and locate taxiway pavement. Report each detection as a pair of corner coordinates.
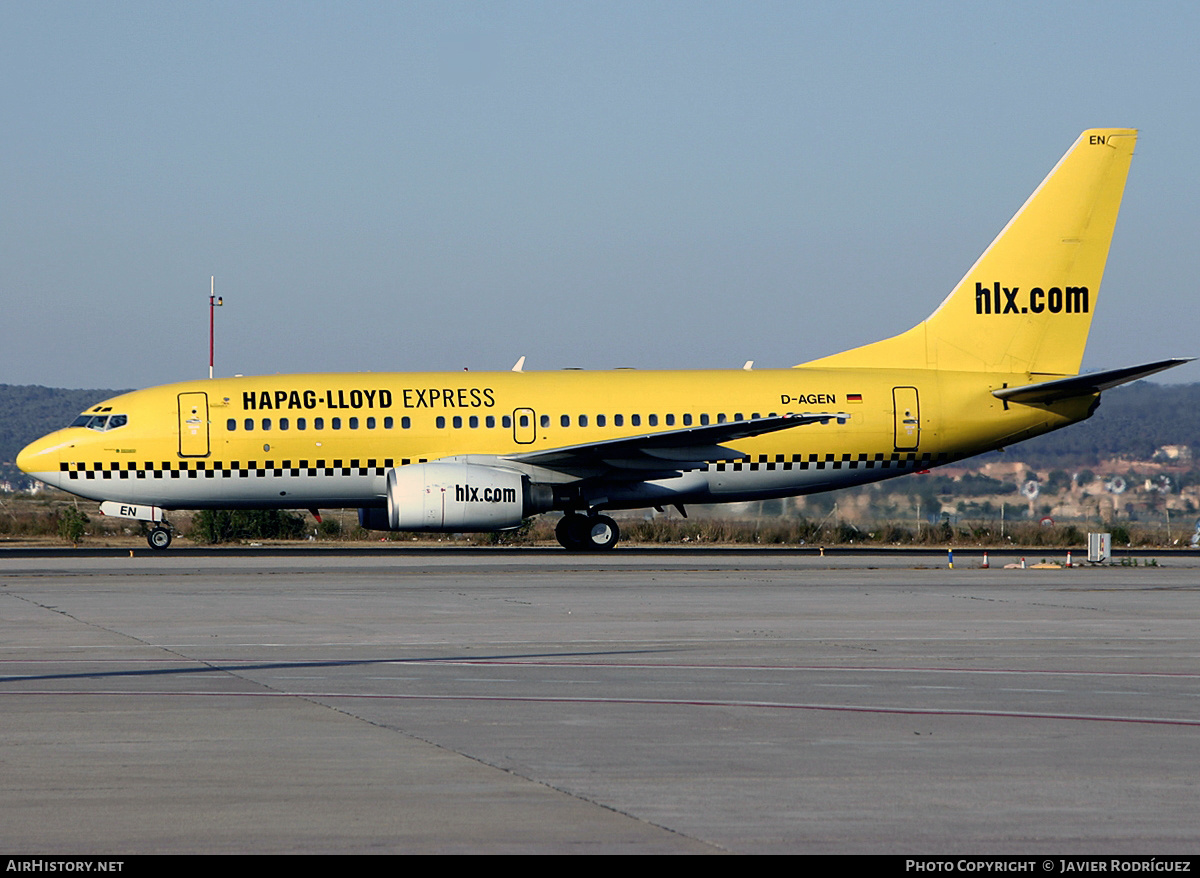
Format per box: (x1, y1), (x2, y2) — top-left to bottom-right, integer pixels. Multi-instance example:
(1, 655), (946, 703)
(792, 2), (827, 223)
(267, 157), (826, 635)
(2, 549), (1198, 853)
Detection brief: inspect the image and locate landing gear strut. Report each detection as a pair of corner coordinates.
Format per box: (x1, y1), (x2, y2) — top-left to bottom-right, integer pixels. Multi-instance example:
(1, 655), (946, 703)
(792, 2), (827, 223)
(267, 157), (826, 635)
(555, 513), (620, 551)
(147, 526), (173, 550)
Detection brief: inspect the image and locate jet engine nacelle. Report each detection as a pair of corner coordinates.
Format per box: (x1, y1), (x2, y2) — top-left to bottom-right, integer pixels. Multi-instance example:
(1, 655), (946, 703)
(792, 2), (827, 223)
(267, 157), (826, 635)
(359, 462), (529, 532)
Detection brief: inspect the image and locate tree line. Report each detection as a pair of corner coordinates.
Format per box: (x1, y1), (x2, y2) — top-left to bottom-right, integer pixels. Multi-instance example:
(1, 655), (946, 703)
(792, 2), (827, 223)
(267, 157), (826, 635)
(4, 380), (1200, 486)
(0, 385), (128, 484)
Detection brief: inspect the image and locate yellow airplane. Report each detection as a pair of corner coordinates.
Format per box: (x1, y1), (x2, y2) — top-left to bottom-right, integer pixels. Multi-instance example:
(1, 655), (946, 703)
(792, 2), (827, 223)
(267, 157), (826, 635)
(17, 128), (1188, 550)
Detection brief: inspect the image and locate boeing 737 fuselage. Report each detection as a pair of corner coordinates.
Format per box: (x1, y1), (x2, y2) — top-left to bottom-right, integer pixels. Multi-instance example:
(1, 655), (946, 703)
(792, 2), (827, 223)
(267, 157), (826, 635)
(17, 129), (1188, 550)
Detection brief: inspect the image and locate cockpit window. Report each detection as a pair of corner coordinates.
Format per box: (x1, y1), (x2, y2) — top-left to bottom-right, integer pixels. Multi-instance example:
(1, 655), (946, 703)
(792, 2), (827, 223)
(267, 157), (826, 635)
(70, 414), (129, 432)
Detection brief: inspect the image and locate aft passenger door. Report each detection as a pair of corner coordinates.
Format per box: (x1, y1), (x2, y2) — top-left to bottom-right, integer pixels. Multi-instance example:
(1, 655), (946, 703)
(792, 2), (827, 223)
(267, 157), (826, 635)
(178, 392), (210, 457)
(892, 386), (919, 451)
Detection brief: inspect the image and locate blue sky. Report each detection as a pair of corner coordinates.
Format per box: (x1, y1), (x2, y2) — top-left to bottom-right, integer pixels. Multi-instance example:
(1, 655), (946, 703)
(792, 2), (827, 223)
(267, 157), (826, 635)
(3, 1), (1198, 388)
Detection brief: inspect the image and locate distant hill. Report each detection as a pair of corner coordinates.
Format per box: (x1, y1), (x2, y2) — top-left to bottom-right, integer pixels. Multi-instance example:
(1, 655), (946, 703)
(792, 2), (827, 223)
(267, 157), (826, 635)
(980, 381), (1200, 467)
(0, 385), (128, 484)
(3, 380), (1200, 487)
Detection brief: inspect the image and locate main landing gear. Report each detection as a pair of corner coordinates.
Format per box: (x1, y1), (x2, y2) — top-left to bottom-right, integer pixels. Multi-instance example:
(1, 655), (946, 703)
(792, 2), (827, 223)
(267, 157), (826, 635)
(147, 526), (173, 550)
(555, 513), (620, 551)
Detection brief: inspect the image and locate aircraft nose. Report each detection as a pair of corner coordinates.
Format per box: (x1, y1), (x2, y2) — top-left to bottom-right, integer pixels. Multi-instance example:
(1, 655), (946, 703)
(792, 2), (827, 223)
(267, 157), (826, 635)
(16, 433), (66, 481)
(16, 441), (41, 475)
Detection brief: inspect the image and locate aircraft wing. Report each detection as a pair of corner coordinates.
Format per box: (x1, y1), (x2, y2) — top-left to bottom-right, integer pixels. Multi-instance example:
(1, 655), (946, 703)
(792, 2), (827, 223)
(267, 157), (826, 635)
(504, 412), (846, 478)
(993, 358), (1193, 404)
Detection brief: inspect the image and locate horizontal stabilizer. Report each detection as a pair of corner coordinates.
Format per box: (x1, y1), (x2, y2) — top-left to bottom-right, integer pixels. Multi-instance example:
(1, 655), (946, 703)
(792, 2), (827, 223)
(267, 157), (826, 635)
(993, 358), (1193, 404)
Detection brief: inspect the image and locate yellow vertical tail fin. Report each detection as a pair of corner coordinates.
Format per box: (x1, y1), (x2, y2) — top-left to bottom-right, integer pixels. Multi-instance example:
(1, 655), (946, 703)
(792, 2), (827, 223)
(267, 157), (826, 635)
(801, 129), (1137, 375)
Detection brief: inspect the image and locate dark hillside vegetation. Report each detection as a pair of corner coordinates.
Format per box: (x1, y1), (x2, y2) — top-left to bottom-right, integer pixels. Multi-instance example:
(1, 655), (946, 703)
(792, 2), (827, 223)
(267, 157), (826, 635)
(975, 381), (1200, 467)
(0, 385), (128, 483)
(4, 381), (1200, 484)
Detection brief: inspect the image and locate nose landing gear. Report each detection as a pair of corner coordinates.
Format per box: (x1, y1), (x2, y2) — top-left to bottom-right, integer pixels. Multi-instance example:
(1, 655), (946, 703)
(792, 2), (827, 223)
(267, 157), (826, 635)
(147, 526), (173, 550)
